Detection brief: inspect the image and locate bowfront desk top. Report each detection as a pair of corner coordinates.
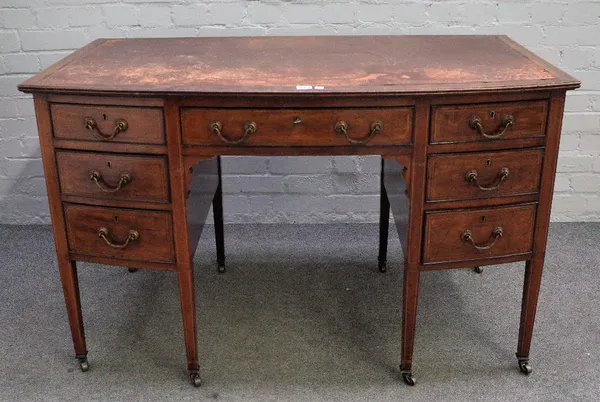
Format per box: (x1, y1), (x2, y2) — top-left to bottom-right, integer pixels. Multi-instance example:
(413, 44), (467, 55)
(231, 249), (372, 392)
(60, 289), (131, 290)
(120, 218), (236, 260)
(18, 36), (579, 387)
(19, 35), (578, 95)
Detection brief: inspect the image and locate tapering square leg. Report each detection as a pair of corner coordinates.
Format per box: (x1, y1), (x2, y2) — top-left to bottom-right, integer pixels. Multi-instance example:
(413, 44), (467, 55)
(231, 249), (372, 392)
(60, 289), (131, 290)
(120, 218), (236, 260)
(516, 259), (543, 375)
(57, 258), (88, 372)
(177, 267), (201, 386)
(400, 264), (420, 385)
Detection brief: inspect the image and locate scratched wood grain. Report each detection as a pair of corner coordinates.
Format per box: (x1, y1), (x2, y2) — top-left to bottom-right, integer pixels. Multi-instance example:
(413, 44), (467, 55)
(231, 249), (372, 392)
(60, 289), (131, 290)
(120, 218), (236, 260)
(19, 36), (578, 95)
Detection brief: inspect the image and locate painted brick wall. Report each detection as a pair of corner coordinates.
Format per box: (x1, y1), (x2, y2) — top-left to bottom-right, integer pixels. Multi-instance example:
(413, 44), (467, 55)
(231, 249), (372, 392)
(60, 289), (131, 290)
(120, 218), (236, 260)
(0, 0), (599, 224)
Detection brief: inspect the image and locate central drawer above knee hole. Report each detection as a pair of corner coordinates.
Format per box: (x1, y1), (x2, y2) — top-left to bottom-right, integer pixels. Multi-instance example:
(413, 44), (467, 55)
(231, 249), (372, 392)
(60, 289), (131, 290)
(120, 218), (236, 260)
(56, 151), (170, 203)
(180, 108), (413, 147)
(426, 148), (544, 203)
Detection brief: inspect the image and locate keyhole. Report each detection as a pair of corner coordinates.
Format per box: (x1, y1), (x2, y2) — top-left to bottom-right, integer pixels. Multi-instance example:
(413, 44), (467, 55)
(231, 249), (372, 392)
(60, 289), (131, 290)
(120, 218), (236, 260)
(106, 161), (112, 168)
(102, 113), (107, 120)
(490, 111), (495, 119)
(481, 216), (487, 222)
(114, 215), (119, 222)
(486, 159), (492, 167)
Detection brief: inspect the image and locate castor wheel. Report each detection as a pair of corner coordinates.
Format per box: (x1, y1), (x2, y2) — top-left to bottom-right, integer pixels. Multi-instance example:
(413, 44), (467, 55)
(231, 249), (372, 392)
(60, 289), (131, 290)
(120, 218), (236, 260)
(217, 263), (226, 274)
(190, 373), (202, 387)
(78, 357), (89, 372)
(378, 260), (387, 273)
(402, 372), (416, 386)
(473, 266), (483, 273)
(519, 361), (532, 375)
(128, 268), (139, 273)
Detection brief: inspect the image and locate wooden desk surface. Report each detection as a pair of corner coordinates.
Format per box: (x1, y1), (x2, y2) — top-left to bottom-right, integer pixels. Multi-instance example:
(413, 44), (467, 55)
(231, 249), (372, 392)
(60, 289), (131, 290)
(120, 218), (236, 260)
(19, 35), (578, 96)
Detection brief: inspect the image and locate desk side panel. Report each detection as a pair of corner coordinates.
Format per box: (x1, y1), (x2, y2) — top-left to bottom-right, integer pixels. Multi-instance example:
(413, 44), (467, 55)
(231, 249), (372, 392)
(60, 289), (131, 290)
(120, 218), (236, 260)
(183, 157), (219, 261)
(384, 158), (410, 256)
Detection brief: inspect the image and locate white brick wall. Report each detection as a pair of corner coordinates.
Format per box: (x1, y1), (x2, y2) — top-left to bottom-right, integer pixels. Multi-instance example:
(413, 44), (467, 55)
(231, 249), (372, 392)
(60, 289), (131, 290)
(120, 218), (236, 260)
(0, 0), (599, 224)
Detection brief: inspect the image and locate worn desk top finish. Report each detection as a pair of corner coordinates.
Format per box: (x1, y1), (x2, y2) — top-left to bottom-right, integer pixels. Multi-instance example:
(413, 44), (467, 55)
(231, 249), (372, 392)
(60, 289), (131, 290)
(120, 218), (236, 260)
(19, 35), (578, 95)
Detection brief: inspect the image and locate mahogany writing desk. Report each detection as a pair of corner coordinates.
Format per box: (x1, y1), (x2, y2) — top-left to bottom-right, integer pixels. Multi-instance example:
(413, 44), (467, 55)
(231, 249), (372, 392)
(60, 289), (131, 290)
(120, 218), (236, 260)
(18, 36), (579, 386)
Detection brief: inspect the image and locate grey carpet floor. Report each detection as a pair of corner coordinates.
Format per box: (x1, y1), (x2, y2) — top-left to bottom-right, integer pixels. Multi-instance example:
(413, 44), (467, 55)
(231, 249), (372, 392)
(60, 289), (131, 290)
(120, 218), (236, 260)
(0, 223), (598, 402)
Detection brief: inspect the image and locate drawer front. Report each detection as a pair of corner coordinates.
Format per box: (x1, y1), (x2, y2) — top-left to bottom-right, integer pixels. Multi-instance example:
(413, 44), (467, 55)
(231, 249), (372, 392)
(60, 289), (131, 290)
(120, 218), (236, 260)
(430, 100), (548, 144)
(181, 107), (413, 147)
(65, 204), (175, 263)
(51, 103), (165, 144)
(423, 204), (536, 264)
(56, 151), (169, 203)
(426, 149), (544, 202)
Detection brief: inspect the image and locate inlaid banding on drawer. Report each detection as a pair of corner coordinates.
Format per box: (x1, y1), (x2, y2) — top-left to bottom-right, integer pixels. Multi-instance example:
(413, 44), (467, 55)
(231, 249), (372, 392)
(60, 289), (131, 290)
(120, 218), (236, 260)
(50, 103), (165, 144)
(430, 100), (548, 144)
(64, 204), (175, 263)
(56, 151), (169, 203)
(181, 107), (413, 147)
(422, 204), (536, 264)
(426, 149), (544, 202)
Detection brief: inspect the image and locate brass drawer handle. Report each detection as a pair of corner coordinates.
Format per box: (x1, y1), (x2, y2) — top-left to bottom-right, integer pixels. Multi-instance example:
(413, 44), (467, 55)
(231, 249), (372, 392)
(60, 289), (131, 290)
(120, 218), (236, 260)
(468, 115), (514, 139)
(210, 121), (257, 145)
(465, 167), (510, 191)
(84, 117), (128, 140)
(334, 120), (382, 145)
(98, 227), (139, 249)
(90, 171), (132, 193)
(461, 227), (503, 251)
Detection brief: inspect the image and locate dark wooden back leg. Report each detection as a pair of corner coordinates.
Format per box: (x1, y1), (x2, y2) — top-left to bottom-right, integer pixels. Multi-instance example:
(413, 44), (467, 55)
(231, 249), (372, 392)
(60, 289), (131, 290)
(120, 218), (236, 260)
(378, 158), (390, 273)
(213, 156), (226, 273)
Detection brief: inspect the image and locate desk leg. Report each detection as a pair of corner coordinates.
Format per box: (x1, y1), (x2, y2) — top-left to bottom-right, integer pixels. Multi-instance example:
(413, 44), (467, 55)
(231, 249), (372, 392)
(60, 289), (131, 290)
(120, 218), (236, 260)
(515, 92), (566, 376)
(378, 158), (390, 273)
(516, 259), (541, 375)
(400, 264), (419, 385)
(57, 258), (88, 372)
(213, 156), (226, 273)
(177, 266), (201, 386)
(396, 100), (429, 387)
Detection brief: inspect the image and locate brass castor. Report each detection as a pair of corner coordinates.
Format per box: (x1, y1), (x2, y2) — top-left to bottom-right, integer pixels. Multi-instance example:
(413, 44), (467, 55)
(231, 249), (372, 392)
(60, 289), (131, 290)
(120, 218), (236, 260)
(217, 263), (226, 274)
(378, 260), (387, 273)
(473, 266), (483, 274)
(78, 357), (89, 372)
(402, 372), (416, 386)
(519, 360), (532, 375)
(128, 268), (139, 273)
(190, 373), (202, 387)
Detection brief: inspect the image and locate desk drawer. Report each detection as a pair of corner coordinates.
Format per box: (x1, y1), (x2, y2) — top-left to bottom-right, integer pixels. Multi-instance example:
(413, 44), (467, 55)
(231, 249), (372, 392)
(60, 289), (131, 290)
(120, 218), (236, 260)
(56, 151), (169, 203)
(181, 108), (413, 147)
(426, 149), (544, 202)
(423, 204), (536, 264)
(65, 204), (175, 263)
(430, 100), (548, 144)
(51, 103), (165, 144)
